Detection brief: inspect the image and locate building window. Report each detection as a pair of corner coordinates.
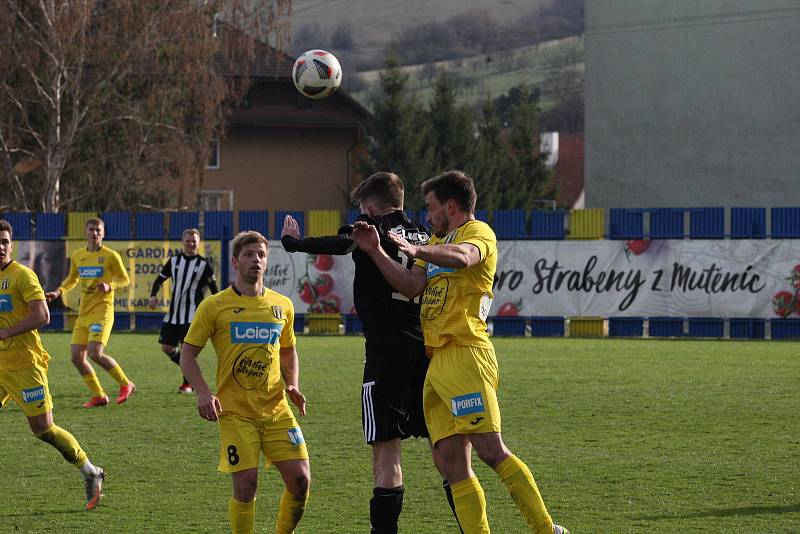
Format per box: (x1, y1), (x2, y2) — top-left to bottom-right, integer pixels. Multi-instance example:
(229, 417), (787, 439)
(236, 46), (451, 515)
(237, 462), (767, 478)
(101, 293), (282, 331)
(199, 190), (233, 211)
(207, 139), (220, 169)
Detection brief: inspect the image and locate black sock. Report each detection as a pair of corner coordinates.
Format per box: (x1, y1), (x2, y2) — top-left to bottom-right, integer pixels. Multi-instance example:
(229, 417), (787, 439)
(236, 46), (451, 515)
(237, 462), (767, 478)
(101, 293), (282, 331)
(369, 485), (404, 534)
(443, 480), (464, 534)
(167, 347), (180, 366)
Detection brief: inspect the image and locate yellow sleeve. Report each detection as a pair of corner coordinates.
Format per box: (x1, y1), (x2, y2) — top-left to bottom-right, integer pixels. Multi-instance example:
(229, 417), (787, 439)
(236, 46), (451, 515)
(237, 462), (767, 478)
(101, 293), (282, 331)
(460, 222), (496, 260)
(21, 268), (46, 302)
(184, 298), (213, 348)
(58, 252), (79, 294)
(279, 300), (297, 348)
(108, 250), (130, 290)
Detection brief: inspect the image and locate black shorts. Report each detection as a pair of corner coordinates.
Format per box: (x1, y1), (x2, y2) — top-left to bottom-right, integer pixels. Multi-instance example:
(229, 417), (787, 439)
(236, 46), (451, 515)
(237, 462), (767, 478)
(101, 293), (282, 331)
(361, 353), (430, 443)
(158, 322), (191, 347)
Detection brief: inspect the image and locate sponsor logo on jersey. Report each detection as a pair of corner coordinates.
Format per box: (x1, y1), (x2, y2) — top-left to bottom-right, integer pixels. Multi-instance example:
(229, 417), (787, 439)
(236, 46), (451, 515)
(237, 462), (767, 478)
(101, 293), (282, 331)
(426, 263), (456, 278)
(22, 385), (46, 404)
(89, 323), (103, 333)
(0, 294), (12, 312)
(288, 427), (305, 446)
(390, 225), (430, 245)
(230, 322), (283, 344)
(272, 306), (283, 319)
(451, 392), (485, 417)
(0, 277), (9, 290)
(78, 266), (104, 278)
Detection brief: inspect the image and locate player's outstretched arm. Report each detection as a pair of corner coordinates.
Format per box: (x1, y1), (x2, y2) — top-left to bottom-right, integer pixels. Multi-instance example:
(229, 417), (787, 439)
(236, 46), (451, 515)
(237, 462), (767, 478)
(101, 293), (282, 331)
(280, 346), (306, 416)
(48, 257), (79, 300)
(180, 342), (222, 421)
(353, 221), (427, 299)
(281, 214), (355, 255)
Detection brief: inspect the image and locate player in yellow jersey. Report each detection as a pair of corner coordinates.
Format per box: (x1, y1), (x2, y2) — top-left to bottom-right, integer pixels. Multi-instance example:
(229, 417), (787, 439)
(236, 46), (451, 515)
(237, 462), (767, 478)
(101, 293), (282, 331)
(354, 170), (569, 534)
(45, 218), (135, 407)
(180, 231), (310, 534)
(0, 219), (105, 510)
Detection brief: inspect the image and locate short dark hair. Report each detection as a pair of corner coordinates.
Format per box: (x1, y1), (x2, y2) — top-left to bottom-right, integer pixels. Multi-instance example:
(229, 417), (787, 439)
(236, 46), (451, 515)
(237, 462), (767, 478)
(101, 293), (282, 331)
(0, 219), (12, 239)
(232, 231), (269, 259)
(421, 170), (477, 213)
(351, 172), (404, 210)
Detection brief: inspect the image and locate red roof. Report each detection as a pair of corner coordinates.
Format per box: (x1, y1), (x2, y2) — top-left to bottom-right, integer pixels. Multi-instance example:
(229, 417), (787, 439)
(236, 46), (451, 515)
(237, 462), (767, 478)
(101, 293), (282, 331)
(551, 133), (584, 209)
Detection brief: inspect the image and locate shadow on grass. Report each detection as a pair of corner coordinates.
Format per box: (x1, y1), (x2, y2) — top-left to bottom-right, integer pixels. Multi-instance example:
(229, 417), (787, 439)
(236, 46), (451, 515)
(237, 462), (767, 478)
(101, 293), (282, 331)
(635, 503), (800, 521)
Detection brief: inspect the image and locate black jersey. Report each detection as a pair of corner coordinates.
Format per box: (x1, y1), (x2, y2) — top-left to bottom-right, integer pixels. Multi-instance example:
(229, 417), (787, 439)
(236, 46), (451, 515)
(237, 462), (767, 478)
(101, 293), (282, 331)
(281, 211), (430, 359)
(150, 253), (218, 325)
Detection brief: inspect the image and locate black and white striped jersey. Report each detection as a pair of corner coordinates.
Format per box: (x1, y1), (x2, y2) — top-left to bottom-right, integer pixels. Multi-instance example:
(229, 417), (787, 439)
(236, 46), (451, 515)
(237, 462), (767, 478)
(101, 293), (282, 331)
(150, 253), (218, 325)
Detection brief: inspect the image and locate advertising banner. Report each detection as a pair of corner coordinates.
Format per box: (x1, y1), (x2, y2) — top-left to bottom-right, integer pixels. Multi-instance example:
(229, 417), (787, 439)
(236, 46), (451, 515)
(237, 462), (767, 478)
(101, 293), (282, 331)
(15, 238), (800, 319)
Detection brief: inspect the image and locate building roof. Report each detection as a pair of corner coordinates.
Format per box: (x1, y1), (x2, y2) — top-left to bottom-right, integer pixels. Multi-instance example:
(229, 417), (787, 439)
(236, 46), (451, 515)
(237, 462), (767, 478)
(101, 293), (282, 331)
(550, 132), (584, 209)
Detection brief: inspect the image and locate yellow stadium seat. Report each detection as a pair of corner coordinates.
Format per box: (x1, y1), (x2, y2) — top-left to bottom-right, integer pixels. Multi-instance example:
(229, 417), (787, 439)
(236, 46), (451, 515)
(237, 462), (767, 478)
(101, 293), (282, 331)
(568, 208), (604, 239)
(67, 211), (99, 239)
(307, 210), (342, 237)
(568, 317), (606, 338)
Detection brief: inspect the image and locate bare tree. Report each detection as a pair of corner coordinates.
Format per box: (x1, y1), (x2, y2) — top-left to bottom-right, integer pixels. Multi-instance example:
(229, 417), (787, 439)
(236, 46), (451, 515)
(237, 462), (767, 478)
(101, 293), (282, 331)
(0, 0), (291, 213)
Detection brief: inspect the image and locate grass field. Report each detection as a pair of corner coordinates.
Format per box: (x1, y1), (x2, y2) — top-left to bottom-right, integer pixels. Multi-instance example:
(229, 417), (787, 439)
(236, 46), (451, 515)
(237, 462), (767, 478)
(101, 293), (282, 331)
(1, 334), (798, 533)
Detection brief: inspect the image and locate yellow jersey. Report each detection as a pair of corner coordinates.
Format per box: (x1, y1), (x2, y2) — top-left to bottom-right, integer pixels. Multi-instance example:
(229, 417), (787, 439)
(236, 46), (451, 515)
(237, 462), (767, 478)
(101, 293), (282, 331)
(184, 286), (297, 420)
(414, 220), (497, 349)
(0, 261), (49, 370)
(58, 245), (130, 315)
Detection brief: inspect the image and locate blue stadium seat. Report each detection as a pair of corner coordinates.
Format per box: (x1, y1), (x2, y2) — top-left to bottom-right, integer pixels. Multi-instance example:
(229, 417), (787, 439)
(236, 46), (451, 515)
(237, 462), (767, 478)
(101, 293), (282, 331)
(608, 317), (644, 337)
(135, 212), (165, 240)
(531, 210), (566, 239)
(239, 210), (269, 236)
(169, 212), (200, 240)
(35, 212), (65, 239)
(649, 208), (684, 239)
(608, 209), (644, 239)
(101, 211), (131, 240)
(730, 208), (766, 238)
(204, 211), (233, 239)
(688, 208), (724, 239)
(530, 316), (564, 337)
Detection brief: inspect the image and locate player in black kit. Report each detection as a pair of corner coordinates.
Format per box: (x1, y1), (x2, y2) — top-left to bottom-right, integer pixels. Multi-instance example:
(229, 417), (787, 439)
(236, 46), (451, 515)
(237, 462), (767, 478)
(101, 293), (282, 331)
(281, 172), (462, 534)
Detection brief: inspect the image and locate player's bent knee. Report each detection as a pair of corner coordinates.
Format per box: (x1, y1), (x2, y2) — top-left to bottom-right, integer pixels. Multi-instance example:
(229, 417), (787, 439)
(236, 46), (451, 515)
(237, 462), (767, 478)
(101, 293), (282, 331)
(290, 474), (310, 497)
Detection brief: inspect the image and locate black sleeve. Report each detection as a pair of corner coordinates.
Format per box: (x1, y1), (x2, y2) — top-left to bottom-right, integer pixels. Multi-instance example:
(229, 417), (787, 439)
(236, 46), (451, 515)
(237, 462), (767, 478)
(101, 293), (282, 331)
(205, 264), (219, 294)
(150, 260), (171, 297)
(280, 228), (356, 256)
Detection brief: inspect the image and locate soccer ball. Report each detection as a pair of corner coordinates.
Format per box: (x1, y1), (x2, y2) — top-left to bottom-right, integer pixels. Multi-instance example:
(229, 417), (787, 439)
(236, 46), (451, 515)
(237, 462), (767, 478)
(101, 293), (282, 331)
(292, 50), (342, 99)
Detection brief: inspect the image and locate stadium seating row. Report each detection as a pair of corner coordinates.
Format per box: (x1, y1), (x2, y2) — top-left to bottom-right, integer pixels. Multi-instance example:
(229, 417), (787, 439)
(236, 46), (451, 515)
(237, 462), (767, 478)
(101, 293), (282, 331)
(4, 206), (800, 240)
(38, 311), (799, 340)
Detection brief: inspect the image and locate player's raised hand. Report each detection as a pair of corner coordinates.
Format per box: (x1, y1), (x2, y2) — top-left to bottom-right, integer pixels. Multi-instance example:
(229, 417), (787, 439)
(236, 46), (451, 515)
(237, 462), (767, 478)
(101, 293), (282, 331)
(386, 231), (418, 260)
(352, 221), (380, 252)
(197, 390), (223, 421)
(282, 215), (301, 239)
(285, 385), (306, 416)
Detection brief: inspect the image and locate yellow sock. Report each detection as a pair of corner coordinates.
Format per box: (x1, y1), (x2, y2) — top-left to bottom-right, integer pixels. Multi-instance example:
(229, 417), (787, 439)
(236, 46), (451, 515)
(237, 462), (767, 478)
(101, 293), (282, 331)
(276, 488), (308, 534)
(35, 424), (88, 467)
(496, 455), (553, 534)
(229, 497), (255, 534)
(107, 364), (130, 386)
(451, 477), (490, 534)
(82, 373), (106, 397)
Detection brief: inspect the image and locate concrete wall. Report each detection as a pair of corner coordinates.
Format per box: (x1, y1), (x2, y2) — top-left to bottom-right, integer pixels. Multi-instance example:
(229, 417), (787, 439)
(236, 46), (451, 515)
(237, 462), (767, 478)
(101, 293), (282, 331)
(585, 1), (800, 208)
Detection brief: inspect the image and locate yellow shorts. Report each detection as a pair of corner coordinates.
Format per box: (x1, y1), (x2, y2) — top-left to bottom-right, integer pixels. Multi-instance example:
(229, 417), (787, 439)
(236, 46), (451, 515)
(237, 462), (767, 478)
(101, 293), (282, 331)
(0, 363), (53, 417)
(423, 344), (502, 446)
(217, 406), (308, 473)
(72, 307), (114, 346)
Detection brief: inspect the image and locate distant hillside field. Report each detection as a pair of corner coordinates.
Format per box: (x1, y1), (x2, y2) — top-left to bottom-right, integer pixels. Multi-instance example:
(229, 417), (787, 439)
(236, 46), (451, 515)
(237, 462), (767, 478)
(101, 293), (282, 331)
(352, 36), (584, 110)
(291, 0), (551, 47)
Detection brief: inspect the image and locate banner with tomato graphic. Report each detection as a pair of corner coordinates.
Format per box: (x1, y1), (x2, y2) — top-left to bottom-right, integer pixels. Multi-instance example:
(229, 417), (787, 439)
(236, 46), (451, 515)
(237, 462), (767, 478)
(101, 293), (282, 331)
(492, 239), (800, 318)
(231, 240), (356, 315)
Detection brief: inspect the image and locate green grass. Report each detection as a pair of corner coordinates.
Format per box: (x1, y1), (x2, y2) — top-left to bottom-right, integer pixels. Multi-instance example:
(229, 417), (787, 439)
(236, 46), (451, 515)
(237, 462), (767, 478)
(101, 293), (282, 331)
(2, 334), (798, 533)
